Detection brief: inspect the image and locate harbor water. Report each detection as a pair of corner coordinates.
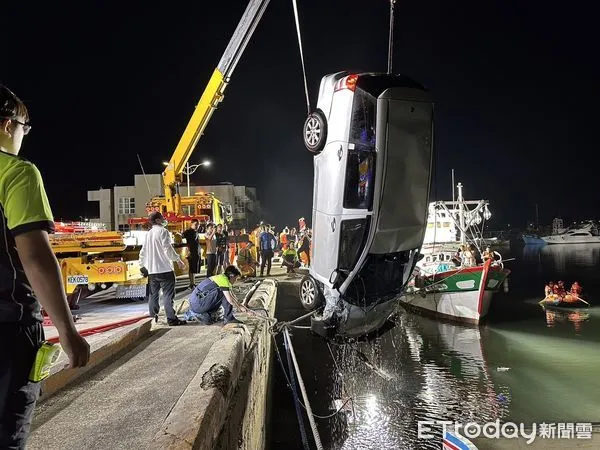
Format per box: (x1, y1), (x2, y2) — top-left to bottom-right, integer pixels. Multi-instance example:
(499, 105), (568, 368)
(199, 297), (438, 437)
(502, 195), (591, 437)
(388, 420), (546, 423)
(267, 243), (600, 449)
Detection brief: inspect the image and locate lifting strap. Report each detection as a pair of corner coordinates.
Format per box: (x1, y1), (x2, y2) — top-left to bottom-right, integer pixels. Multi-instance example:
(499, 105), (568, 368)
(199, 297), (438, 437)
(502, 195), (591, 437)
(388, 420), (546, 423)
(291, 0), (311, 114)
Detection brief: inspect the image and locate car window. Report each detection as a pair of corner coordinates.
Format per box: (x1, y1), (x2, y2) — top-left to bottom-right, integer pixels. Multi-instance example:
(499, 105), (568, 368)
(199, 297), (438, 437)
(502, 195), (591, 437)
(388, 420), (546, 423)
(350, 90), (376, 147)
(343, 149), (375, 210)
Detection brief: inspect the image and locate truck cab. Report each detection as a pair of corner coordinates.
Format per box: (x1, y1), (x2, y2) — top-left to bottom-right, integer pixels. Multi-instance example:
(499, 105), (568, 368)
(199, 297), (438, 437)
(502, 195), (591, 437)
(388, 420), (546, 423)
(301, 72), (434, 337)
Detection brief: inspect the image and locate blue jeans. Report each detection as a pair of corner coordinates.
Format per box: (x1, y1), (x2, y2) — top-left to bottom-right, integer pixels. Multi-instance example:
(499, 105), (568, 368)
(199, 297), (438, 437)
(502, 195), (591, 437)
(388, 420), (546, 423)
(148, 271), (177, 321)
(190, 289), (234, 322)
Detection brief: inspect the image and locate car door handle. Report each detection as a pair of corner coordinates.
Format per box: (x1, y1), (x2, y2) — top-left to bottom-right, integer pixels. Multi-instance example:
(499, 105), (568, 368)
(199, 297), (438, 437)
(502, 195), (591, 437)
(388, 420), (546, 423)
(331, 218), (336, 232)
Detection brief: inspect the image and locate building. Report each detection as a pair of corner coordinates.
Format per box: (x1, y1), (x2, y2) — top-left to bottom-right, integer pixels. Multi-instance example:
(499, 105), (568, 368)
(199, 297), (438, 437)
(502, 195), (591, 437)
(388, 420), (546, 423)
(87, 174), (261, 231)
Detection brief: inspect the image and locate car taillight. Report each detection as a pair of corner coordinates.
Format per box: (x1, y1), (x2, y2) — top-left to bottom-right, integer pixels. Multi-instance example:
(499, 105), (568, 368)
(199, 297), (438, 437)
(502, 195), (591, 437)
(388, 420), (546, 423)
(334, 74), (359, 92)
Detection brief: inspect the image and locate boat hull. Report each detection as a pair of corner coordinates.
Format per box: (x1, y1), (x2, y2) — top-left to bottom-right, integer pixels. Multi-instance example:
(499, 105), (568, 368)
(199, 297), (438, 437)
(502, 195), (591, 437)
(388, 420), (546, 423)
(542, 236), (600, 244)
(522, 234), (546, 245)
(400, 262), (510, 324)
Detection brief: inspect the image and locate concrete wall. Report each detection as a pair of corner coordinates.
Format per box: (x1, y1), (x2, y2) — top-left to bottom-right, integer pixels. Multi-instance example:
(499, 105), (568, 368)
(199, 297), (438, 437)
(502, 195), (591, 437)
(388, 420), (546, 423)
(152, 280), (276, 450)
(216, 282), (275, 449)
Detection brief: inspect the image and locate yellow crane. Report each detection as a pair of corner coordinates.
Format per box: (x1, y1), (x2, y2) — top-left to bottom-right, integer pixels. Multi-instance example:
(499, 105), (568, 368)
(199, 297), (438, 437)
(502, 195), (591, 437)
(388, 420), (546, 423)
(132, 0), (271, 230)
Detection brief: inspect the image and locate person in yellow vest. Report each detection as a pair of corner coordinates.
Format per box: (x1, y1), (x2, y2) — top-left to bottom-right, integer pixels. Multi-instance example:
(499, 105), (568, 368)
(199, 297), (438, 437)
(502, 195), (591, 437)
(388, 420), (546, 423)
(282, 241), (301, 273)
(249, 225), (262, 264)
(187, 265), (254, 325)
(237, 242), (257, 278)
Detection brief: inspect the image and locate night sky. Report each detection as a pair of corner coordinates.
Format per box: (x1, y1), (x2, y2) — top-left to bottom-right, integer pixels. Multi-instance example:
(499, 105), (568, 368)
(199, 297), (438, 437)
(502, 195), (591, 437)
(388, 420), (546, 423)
(2, 1), (598, 229)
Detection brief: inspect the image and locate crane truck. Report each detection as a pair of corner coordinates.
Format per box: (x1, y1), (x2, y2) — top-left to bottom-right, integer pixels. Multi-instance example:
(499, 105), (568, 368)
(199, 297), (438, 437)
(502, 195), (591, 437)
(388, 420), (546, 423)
(49, 0), (270, 306)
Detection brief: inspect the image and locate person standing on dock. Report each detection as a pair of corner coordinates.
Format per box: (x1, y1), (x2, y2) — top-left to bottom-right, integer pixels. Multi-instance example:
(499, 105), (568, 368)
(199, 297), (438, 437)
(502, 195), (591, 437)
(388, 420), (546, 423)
(0, 85), (90, 448)
(139, 211), (187, 326)
(182, 219), (201, 290)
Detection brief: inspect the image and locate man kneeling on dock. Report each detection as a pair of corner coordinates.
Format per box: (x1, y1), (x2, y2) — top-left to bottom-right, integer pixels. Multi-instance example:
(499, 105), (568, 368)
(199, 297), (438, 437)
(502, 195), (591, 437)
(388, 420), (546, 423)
(187, 265), (252, 325)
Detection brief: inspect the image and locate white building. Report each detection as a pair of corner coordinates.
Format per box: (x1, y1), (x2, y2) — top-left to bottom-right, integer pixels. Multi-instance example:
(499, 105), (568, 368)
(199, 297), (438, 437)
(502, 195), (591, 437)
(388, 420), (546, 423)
(87, 174), (261, 231)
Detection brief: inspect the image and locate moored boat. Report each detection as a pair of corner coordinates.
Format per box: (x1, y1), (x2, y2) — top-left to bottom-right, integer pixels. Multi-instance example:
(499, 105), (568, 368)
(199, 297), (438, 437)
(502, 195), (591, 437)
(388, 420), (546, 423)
(399, 182), (511, 324)
(402, 259), (510, 324)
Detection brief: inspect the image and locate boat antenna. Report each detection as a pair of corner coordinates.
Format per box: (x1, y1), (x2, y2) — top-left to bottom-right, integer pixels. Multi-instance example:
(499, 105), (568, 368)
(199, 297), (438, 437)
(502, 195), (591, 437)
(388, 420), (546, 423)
(451, 168), (455, 204)
(136, 153), (152, 196)
(387, 0), (397, 74)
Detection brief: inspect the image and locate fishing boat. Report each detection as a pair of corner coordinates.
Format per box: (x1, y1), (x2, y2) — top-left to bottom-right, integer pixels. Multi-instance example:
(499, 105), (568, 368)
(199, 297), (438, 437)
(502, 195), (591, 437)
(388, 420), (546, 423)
(400, 183), (511, 324)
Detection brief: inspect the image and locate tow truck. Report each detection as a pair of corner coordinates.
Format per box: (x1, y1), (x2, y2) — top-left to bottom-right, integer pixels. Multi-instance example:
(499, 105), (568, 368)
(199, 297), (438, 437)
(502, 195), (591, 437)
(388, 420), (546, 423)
(50, 222), (146, 308)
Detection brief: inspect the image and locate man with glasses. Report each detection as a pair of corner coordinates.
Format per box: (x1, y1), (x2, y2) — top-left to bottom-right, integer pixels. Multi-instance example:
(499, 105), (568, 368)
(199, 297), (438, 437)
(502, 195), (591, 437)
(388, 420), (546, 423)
(0, 85), (90, 448)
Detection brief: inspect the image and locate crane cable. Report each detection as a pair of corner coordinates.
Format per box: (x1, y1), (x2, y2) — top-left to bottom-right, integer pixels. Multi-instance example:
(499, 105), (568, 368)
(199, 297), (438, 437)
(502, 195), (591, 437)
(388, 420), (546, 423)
(291, 0), (311, 114)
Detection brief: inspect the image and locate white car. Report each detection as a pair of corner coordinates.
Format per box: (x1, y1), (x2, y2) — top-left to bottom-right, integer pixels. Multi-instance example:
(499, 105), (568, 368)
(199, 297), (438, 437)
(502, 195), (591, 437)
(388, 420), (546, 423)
(301, 71), (434, 337)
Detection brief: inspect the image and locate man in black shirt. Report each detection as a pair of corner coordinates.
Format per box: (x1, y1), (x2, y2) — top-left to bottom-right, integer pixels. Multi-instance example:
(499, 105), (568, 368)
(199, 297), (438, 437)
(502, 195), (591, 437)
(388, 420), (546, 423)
(182, 219), (201, 289)
(215, 223), (228, 274)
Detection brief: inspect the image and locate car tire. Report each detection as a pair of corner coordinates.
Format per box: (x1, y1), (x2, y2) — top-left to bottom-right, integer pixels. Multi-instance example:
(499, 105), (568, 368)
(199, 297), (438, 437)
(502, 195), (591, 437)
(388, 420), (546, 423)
(303, 109), (327, 154)
(299, 275), (323, 311)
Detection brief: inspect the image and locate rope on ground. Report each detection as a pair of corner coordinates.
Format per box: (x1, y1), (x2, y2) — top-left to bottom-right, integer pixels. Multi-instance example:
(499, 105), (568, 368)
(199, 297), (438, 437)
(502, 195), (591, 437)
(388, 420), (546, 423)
(284, 327), (324, 450)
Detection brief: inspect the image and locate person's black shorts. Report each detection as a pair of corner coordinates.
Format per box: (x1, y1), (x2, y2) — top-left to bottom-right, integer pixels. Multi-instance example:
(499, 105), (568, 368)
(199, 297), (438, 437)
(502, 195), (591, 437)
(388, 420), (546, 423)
(187, 255), (202, 274)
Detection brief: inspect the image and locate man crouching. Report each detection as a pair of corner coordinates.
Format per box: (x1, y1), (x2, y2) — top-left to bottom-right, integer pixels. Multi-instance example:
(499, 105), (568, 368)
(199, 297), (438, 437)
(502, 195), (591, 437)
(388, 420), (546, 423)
(188, 265), (253, 325)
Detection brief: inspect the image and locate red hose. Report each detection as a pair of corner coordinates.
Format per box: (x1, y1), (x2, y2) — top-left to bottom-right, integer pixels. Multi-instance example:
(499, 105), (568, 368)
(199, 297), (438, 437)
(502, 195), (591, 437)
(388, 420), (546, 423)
(46, 315), (150, 344)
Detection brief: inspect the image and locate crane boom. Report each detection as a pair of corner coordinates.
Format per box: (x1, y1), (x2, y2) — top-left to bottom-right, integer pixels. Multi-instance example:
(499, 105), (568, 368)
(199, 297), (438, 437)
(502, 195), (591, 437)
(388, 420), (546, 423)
(163, 0), (271, 215)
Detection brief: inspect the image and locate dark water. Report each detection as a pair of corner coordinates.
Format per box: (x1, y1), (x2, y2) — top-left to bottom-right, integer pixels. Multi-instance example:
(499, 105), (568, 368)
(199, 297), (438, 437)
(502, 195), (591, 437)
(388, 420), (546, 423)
(267, 244), (600, 449)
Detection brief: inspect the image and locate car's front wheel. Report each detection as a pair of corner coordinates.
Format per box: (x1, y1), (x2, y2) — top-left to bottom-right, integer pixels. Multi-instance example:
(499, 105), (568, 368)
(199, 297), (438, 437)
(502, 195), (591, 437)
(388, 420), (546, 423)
(303, 109), (327, 154)
(299, 275), (323, 311)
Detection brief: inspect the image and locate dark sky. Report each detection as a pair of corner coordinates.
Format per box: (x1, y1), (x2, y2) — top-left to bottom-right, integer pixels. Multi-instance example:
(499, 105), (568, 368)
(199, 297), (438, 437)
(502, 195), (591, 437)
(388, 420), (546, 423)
(2, 1), (598, 229)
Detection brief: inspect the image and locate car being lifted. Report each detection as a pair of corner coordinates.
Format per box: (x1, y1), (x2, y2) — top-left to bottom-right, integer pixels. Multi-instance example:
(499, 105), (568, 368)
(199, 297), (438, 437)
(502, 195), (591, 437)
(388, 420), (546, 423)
(300, 71), (434, 338)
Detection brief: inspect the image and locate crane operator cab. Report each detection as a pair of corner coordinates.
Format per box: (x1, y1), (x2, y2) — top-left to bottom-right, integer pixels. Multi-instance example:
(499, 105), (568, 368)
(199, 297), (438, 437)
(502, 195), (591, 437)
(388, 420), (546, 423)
(301, 71), (434, 338)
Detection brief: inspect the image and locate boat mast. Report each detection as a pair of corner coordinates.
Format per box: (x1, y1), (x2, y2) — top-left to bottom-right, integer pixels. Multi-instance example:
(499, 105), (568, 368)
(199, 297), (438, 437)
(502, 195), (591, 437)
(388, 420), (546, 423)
(457, 182), (466, 245)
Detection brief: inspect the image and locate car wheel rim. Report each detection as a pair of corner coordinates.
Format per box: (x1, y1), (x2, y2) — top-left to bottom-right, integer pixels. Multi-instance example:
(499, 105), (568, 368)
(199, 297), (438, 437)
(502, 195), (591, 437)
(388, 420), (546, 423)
(305, 117), (321, 147)
(301, 281), (315, 305)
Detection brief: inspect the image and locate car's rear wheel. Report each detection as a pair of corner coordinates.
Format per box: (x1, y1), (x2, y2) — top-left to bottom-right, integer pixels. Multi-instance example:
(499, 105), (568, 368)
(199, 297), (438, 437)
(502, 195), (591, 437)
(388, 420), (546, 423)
(299, 275), (323, 311)
(303, 109), (327, 154)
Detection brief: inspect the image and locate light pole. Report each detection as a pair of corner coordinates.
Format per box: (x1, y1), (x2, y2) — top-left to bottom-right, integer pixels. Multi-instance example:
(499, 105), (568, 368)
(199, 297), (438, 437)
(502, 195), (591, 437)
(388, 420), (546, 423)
(163, 160), (211, 197)
(183, 161), (211, 196)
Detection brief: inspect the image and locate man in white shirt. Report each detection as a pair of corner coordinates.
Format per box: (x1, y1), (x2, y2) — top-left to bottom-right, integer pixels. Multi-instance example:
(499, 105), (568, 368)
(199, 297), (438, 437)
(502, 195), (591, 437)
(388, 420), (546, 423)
(139, 212), (187, 326)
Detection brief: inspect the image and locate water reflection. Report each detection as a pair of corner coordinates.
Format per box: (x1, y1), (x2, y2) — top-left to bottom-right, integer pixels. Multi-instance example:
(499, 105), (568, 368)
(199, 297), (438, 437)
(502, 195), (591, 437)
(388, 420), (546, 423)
(541, 305), (591, 333)
(328, 313), (508, 449)
(540, 243), (600, 273)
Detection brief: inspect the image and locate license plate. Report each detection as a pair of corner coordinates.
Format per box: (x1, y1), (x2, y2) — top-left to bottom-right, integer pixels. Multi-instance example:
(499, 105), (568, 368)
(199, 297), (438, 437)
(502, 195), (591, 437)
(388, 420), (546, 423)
(67, 275), (89, 285)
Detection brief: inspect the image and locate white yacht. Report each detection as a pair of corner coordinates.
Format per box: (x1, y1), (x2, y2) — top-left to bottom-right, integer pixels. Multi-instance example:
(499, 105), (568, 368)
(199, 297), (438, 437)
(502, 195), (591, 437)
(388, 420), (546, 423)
(542, 221), (600, 244)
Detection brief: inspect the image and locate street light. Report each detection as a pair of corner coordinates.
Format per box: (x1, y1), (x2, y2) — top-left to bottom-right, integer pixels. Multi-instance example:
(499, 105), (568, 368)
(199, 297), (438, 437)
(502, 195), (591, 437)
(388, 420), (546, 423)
(183, 161), (211, 196)
(162, 160), (211, 196)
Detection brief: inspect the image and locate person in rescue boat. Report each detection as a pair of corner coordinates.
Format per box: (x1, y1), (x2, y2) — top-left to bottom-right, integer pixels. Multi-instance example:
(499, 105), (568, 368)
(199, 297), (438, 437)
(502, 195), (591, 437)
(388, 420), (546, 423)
(188, 265), (255, 324)
(139, 211), (187, 326)
(570, 281), (583, 296)
(544, 281), (555, 297)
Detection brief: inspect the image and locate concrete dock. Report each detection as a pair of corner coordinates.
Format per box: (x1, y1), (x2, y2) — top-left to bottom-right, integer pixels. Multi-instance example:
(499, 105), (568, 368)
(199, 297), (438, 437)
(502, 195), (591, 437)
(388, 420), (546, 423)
(28, 272), (281, 450)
